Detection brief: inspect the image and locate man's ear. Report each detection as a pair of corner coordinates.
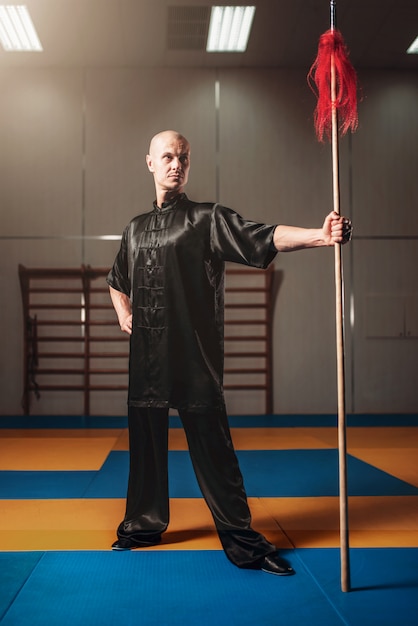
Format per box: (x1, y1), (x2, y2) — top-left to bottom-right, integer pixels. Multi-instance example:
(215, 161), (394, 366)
(146, 154), (154, 172)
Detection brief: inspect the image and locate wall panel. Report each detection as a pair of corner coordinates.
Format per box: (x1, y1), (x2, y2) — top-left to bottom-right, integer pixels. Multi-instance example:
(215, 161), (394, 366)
(352, 239), (418, 413)
(0, 69), (83, 237)
(353, 70), (418, 236)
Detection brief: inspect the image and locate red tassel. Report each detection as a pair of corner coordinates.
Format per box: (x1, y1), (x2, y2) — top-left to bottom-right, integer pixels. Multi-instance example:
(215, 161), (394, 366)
(308, 29), (358, 142)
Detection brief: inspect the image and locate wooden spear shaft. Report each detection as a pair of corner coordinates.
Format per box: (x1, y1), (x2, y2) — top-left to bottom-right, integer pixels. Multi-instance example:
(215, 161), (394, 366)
(330, 0), (351, 593)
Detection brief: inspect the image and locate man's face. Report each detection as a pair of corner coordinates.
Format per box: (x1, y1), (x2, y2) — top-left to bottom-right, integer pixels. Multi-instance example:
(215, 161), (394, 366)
(146, 132), (190, 196)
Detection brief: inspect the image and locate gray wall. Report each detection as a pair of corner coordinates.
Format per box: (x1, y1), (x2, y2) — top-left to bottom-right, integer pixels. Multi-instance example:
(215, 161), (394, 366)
(1, 66), (417, 415)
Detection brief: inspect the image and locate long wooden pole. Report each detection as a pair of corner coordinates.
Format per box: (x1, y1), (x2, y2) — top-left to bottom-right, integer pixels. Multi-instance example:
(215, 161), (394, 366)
(330, 0), (350, 593)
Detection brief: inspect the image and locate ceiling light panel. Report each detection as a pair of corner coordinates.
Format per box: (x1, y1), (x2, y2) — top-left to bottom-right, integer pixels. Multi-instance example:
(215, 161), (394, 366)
(207, 6), (255, 53)
(0, 4), (42, 51)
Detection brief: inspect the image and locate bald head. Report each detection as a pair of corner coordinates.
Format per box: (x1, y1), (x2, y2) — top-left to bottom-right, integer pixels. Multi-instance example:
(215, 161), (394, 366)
(148, 130), (190, 158)
(146, 130), (191, 206)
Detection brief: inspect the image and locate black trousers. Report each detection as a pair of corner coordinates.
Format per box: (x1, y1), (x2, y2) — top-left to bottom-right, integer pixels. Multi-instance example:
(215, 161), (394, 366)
(116, 405), (277, 568)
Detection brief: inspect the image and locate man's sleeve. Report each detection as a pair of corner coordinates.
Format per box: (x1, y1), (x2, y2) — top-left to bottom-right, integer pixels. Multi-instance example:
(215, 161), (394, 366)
(210, 204), (277, 269)
(107, 226), (131, 296)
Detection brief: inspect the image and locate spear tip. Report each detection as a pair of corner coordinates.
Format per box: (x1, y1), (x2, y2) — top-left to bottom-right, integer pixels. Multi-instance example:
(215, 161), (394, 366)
(330, 0), (337, 30)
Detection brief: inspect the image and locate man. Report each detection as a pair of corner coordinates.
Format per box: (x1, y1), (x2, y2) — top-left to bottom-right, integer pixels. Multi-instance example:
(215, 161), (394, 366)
(107, 130), (352, 576)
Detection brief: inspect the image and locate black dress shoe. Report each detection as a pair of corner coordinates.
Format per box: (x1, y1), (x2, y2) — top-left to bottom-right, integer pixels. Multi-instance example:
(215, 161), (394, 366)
(112, 535), (162, 551)
(260, 553), (295, 576)
(112, 538), (136, 551)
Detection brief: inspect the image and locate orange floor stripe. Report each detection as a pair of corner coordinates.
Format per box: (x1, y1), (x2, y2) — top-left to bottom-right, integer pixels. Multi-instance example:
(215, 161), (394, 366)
(1, 496), (417, 551)
(118, 427), (339, 451)
(349, 448), (418, 487)
(0, 435), (121, 471)
(0, 497), (288, 551)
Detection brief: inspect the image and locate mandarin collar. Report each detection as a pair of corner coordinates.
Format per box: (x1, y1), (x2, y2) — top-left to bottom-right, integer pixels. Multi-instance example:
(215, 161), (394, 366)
(153, 193), (186, 213)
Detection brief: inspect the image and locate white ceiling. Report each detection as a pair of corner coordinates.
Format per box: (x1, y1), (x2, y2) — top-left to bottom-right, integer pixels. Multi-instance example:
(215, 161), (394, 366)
(0, 0), (417, 70)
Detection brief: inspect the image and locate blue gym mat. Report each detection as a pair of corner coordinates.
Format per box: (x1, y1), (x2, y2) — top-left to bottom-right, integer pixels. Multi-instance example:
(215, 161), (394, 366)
(1, 449), (417, 499)
(1, 549), (417, 626)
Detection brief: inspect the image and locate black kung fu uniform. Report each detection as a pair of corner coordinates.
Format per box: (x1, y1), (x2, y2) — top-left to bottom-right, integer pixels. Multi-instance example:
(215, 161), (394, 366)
(107, 193), (279, 567)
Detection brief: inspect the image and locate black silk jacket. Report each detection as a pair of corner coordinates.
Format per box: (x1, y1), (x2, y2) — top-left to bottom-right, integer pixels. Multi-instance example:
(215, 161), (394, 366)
(107, 194), (277, 411)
